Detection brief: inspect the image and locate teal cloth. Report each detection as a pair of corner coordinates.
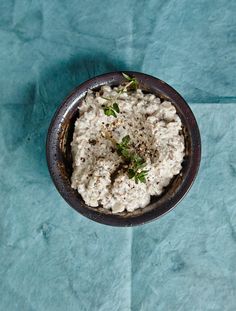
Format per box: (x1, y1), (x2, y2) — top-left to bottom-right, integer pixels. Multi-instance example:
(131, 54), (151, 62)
(0, 0), (236, 310)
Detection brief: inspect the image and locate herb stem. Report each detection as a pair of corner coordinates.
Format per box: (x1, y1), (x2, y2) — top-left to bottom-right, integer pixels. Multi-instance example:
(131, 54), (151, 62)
(103, 73), (139, 118)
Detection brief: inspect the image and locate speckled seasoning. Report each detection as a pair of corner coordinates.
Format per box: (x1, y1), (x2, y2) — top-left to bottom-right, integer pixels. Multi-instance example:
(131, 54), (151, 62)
(71, 85), (185, 213)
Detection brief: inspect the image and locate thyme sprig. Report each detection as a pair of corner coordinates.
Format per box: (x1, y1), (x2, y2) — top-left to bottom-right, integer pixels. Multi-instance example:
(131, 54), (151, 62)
(116, 135), (148, 184)
(103, 102), (120, 117)
(103, 73), (139, 117)
(121, 73), (138, 91)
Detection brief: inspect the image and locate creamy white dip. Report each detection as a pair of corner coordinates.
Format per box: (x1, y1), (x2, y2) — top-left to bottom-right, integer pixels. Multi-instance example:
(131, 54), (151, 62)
(71, 85), (185, 213)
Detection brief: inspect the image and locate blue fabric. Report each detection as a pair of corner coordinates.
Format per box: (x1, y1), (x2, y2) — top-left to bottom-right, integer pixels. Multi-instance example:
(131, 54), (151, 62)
(0, 0), (235, 310)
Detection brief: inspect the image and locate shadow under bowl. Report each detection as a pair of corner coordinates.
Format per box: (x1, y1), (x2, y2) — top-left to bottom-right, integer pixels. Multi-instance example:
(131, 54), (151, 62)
(46, 71), (201, 226)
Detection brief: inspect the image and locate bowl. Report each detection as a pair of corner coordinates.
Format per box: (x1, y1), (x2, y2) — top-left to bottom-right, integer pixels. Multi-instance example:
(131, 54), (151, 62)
(46, 71), (201, 226)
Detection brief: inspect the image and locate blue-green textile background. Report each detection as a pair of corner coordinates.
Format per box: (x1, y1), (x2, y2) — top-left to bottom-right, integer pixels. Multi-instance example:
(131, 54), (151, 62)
(0, 0), (236, 310)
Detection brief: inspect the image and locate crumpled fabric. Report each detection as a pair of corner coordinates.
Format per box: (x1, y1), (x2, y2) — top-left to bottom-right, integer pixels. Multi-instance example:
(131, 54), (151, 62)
(0, 0), (235, 310)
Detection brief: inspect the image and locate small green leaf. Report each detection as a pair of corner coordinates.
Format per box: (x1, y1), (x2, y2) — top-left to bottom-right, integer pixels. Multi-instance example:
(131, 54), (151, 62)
(113, 102), (120, 113)
(128, 169), (135, 179)
(110, 109), (117, 117)
(121, 149), (130, 159)
(116, 144), (129, 158)
(103, 107), (117, 117)
(106, 110), (113, 116)
(122, 73), (139, 90)
(122, 72), (132, 81)
(103, 107), (110, 116)
(129, 78), (138, 90)
(136, 170), (149, 183)
(138, 175), (146, 183)
(132, 155), (144, 166)
(141, 170), (149, 175)
(122, 135), (130, 145)
(136, 163), (146, 170)
(116, 143), (122, 152)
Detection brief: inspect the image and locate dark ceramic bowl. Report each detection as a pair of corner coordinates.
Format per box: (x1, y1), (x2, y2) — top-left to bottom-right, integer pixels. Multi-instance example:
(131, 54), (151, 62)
(46, 71), (201, 226)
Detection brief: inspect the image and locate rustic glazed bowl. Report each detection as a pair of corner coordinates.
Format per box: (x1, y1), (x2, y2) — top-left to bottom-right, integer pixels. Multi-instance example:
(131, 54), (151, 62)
(46, 71), (201, 226)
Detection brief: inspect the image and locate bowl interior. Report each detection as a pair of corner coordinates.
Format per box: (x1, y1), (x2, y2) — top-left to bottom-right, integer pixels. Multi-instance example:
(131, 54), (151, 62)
(47, 72), (201, 226)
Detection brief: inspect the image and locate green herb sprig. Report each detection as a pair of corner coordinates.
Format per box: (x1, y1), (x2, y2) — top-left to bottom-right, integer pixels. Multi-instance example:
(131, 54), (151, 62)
(116, 135), (148, 184)
(128, 169), (149, 184)
(122, 73), (139, 91)
(116, 135), (131, 158)
(103, 102), (120, 117)
(103, 73), (139, 118)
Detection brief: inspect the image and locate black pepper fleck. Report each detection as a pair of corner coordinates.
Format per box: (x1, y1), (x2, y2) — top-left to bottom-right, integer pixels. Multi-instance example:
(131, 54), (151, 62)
(89, 139), (97, 145)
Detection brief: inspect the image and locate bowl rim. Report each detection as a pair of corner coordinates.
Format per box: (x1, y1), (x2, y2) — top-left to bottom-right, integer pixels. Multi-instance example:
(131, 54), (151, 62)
(46, 71), (201, 226)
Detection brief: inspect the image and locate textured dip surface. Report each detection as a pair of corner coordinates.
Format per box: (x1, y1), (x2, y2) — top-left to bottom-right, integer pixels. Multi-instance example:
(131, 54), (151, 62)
(71, 85), (185, 213)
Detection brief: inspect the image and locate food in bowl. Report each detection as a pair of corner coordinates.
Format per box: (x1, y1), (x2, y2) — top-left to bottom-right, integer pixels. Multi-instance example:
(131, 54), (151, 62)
(71, 73), (185, 213)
